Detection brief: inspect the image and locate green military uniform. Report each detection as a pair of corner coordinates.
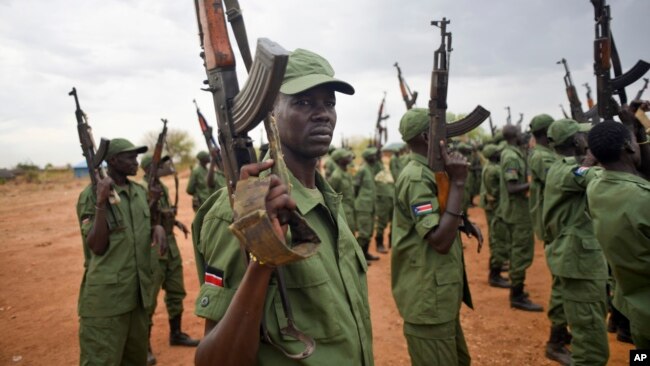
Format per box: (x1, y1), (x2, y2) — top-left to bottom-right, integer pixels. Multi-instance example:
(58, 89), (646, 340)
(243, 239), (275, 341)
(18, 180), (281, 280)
(327, 153), (356, 232)
(496, 144), (534, 288)
(193, 172), (374, 365)
(456, 143), (475, 213)
(587, 170), (650, 349)
(76, 181), (154, 366)
(373, 160), (394, 249)
(354, 149), (377, 255)
(323, 156), (336, 179)
(480, 154), (508, 271)
(390, 152), (404, 182)
(187, 164), (225, 212)
(392, 153), (472, 366)
(543, 157), (608, 365)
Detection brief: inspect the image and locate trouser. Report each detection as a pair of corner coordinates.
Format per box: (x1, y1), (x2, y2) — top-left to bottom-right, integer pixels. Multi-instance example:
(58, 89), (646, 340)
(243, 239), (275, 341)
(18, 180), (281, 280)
(356, 210), (374, 241)
(403, 318), (471, 366)
(149, 239), (186, 323)
(79, 305), (149, 366)
(503, 220), (534, 287)
(375, 195), (393, 238)
(486, 211), (508, 269)
(544, 245), (567, 328)
(558, 276), (609, 366)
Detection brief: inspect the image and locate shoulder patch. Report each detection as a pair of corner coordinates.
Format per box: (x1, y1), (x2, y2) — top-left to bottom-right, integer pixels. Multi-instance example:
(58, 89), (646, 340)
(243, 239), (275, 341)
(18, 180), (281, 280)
(204, 266), (224, 287)
(411, 202), (434, 216)
(573, 166), (590, 177)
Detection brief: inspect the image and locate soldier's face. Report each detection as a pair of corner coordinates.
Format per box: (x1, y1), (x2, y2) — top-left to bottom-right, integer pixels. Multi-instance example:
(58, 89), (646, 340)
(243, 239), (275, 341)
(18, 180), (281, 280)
(274, 86), (337, 160)
(110, 152), (139, 176)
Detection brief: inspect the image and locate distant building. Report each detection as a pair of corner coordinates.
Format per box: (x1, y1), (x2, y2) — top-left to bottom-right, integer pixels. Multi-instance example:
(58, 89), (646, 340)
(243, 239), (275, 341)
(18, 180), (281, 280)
(73, 161), (107, 179)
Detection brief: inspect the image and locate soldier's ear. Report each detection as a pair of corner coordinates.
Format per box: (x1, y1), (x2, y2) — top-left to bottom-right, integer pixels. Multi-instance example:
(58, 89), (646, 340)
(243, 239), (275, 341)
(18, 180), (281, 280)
(623, 140), (635, 154)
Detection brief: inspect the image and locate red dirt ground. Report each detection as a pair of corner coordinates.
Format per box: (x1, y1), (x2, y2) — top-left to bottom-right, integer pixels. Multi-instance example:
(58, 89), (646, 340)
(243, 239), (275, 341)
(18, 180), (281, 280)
(0, 173), (633, 365)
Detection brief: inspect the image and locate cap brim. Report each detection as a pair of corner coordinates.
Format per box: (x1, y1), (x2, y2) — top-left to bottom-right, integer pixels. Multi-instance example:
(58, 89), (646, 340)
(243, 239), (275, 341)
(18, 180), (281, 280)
(280, 74), (355, 95)
(126, 146), (148, 155)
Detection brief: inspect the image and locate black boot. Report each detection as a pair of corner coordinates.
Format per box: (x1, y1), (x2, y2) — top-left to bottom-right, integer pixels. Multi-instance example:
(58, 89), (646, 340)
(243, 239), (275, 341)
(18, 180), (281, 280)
(556, 325), (572, 345)
(488, 268), (510, 288)
(169, 315), (200, 347)
(376, 235), (388, 254)
(510, 284), (544, 312)
(611, 307), (633, 344)
(545, 325), (571, 365)
(358, 237), (379, 261)
(147, 326), (157, 365)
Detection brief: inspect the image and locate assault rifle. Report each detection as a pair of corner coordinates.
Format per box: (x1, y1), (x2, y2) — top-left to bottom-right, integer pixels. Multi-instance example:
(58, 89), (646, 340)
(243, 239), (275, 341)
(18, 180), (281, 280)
(559, 104), (569, 118)
(505, 106), (512, 125)
(194, 0), (318, 358)
(635, 78), (649, 101)
(592, 0), (650, 121)
(557, 58), (587, 122)
(584, 83), (595, 108)
(394, 62), (418, 110)
(516, 113), (524, 131)
(428, 18), (490, 214)
(147, 118), (168, 224)
(374, 91), (389, 148)
(193, 99), (224, 172)
(488, 116), (496, 137)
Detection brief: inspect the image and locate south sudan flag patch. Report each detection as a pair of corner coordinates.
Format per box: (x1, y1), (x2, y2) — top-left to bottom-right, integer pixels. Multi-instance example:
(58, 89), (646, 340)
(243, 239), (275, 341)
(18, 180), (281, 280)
(573, 166), (590, 177)
(412, 202), (434, 216)
(204, 266), (224, 287)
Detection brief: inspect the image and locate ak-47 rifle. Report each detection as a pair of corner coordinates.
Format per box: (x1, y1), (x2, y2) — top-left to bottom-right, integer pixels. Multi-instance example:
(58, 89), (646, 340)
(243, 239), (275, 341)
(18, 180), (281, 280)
(194, 0), (318, 359)
(559, 104), (570, 118)
(147, 119), (168, 226)
(635, 78), (649, 101)
(592, 0), (650, 121)
(193, 99), (224, 172)
(516, 113), (524, 131)
(374, 92), (390, 148)
(428, 18), (490, 214)
(556, 58), (587, 122)
(69, 87), (121, 229)
(488, 116), (496, 137)
(504, 106), (512, 125)
(584, 82), (595, 108)
(394, 62), (418, 110)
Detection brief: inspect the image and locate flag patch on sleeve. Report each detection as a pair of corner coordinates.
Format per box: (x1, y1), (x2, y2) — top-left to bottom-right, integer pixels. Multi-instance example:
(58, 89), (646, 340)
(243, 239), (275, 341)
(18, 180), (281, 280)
(573, 166), (590, 176)
(204, 266), (224, 287)
(412, 202), (434, 216)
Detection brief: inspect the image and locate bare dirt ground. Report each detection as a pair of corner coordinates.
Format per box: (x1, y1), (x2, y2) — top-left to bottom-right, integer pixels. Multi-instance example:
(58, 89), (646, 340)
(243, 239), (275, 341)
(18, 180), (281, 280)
(0, 172), (633, 365)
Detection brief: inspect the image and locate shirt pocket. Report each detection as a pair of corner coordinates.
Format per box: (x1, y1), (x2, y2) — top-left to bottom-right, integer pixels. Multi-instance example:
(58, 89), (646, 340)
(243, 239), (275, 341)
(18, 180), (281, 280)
(433, 263), (463, 318)
(576, 236), (606, 276)
(273, 254), (343, 341)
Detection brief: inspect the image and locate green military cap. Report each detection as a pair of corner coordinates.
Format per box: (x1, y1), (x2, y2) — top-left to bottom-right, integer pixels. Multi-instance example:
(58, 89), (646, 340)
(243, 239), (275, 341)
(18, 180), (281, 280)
(399, 108), (429, 142)
(456, 142), (473, 153)
(196, 151), (210, 160)
(529, 114), (554, 133)
(481, 143), (502, 159)
(140, 154), (170, 169)
(331, 148), (352, 162)
(280, 48), (355, 95)
(105, 138), (147, 160)
(361, 147), (378, 159)
(547, 118), (592, 146)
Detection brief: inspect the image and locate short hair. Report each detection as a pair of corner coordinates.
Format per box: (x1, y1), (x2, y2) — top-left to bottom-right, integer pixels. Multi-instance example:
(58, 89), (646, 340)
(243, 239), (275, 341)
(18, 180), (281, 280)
(587, 121), (631, 164)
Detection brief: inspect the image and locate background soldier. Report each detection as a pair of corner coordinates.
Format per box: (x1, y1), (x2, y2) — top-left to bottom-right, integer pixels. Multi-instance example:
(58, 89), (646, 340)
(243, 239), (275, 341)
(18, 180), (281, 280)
(327, 148), (357, 233)
(186, 151), (214, 212)
(140, 155), (199, 365)
(543, 119), (608, 365)
(391, 108), (475, 366)
(76, 138), (166, 365)
(480, 143), (509, 288)
(497, 125), (544, 312)
(355, 147), (380, 262)
(587, 120), (650, 349)
(373, 151), (394, 253)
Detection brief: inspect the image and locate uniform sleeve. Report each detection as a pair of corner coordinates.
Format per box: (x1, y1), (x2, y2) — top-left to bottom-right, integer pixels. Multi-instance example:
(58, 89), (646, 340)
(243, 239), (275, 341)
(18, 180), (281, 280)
(563, 165), (602, 192)
(502, 154), (522, 182)
(328, 171), (342, 193)
(401, 170), (441, 239)
(485, 166), (500, 200)
(186, 168), (196, 195)
(76, 187), (96, 240)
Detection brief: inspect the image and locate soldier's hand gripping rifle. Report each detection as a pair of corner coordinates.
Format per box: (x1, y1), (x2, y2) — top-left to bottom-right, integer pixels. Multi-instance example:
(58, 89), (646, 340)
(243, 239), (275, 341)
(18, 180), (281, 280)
(374, 91), (390, 148)
(556, 58), (587, 122)
(194, 99), (224, 172)
(635, 78), (649, 101)
(394, 62), (418, 110)
(194, 0), (318, 359)
(592, 0), (650, 121)
(69, 87), (121, 230)
(584, 82), (595, 109)
(428, 18), (488, 252)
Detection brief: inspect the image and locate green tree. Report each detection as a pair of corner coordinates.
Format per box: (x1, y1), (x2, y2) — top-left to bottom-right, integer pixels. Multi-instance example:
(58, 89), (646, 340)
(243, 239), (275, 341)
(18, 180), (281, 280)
(142, 128), (196, 166)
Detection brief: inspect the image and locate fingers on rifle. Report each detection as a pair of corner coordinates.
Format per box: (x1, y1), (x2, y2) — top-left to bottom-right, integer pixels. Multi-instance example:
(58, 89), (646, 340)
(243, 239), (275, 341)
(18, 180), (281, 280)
(240, 159), (274, 179)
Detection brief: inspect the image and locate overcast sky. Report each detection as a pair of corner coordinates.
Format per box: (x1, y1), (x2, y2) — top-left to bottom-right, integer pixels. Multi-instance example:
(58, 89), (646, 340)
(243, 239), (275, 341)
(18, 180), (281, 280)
(1, 0), (648, 168)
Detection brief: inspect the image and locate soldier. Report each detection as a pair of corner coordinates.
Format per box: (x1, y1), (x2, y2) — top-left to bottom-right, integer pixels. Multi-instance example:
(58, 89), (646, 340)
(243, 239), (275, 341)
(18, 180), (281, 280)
(391, 108), (480, 366)
(373, 150), (394, 253)
(327, 148), (356, 232)
(497, 125), (544, 311)
(456, 142), (475, 214)
(140, 155), (200, 365)
(76, 138), (167, 365)
(389, 143), (406, 182)
(187, 151), (225, 212)
(527, 114), (570, 363)
(587, 120), (650, 349)
(479, 143), (509, 288)
(193, 48), (374, 366)
(543, 119), (608, 365)
(323, 145), (337, 179)
(355, 147), (380, 262)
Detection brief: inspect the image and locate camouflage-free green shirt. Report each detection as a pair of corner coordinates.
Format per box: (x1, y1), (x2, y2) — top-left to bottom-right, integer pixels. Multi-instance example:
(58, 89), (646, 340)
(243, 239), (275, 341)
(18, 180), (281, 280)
(543, 157), (606, 280)
(391, 153), (471, 325)
(587, 170), (650, 335)
(354, 163), (376, 213)
(390, 154), (404, 182)
(193, 172), (374, 366)
(528, 144), (558, 242)
(186, 165), (225, 206)
(327, 164), (356, 229)
(76, 181), (154, 317)
(479, 161), (500, 212)
(496, 144), (530, 224)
